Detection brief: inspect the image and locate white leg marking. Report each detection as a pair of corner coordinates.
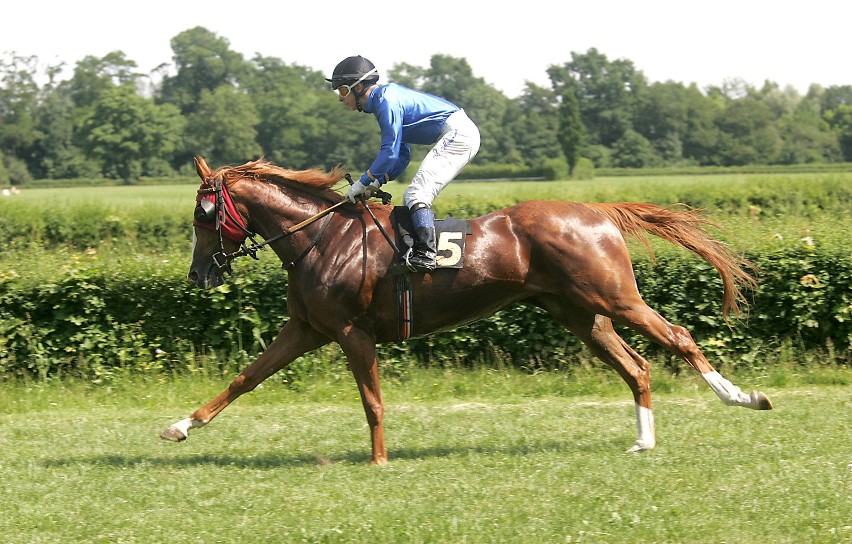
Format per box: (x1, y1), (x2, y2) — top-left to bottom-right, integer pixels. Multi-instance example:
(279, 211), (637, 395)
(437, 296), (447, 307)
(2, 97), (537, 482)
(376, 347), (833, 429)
(702, 371), (755, 407)
(170, 417), (206, 438)
(627, 404), (656, 453)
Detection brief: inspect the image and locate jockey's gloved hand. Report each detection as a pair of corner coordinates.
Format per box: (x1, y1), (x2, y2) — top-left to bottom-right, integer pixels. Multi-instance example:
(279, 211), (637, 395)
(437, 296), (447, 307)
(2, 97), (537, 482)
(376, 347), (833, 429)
(346, 179), (381, 203)
(364, 179), (382, 198)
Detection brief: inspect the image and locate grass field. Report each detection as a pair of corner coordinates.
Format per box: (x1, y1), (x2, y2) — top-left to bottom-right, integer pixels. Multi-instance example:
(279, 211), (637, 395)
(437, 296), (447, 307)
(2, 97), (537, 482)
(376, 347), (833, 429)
(12, 171), (849, 215)
(1, 369), (849, 543)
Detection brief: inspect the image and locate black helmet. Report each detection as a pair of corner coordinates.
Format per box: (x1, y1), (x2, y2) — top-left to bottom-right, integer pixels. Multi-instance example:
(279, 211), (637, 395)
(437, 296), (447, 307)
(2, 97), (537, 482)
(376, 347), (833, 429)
(325, 55), (379, 90)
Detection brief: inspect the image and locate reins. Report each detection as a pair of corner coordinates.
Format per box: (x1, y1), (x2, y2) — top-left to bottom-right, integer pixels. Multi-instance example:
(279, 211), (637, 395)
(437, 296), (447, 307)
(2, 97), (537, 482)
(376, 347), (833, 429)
(344, 173), (400, 255)
(201, 177), (349, 272)
(219, 200), (350, 270)
(201, 174), (398, 273)
(281, 210), (337, 270)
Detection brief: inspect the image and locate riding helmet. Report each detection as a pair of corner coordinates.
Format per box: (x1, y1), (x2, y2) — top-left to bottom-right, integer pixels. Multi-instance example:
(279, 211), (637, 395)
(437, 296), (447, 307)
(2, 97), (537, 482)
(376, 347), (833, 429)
(325, 55), (379, 90)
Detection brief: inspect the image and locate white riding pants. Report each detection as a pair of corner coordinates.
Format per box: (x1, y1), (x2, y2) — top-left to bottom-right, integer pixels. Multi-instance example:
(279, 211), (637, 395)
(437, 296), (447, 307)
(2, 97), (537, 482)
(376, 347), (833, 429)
(403, 109), (480, 209)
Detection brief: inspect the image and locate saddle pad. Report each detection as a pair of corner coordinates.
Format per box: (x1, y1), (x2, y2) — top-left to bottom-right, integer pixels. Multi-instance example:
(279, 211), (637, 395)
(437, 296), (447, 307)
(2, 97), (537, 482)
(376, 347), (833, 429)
(391, 207), (472, 269)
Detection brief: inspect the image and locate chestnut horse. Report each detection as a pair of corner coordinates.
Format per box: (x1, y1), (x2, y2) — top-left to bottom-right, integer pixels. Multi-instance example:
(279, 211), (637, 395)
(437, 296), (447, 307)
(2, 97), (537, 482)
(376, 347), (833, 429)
(161, 157), (773, 464)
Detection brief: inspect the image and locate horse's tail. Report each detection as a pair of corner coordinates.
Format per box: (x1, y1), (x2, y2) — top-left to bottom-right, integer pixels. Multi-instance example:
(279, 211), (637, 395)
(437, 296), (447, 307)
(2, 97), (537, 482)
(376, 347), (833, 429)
(587, 202), (757, 317)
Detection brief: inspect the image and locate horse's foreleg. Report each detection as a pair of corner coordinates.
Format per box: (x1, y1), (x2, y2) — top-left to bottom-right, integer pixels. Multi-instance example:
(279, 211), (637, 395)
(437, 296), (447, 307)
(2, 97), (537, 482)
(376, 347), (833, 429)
(160, 319), (330, 442)
(621, 306), (773, 410)
(338, 328), (387, 465)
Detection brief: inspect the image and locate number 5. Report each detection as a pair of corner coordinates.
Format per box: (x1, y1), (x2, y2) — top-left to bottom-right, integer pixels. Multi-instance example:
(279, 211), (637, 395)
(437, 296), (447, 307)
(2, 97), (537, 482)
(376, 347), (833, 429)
(436, 231), (463, 266)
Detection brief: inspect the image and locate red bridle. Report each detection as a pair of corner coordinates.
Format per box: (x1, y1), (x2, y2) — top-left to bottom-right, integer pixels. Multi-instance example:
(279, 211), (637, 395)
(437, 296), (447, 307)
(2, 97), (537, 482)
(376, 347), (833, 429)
(194, 177), (251, 243)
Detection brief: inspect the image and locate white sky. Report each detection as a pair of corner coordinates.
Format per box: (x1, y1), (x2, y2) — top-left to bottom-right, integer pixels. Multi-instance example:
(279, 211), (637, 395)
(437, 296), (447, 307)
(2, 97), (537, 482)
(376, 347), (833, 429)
(2, 0), (849, 98)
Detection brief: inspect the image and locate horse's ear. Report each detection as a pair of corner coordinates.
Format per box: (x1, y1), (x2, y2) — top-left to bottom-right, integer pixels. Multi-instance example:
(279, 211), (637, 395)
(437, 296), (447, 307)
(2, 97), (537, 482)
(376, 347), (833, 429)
(194, 157), (212, 181)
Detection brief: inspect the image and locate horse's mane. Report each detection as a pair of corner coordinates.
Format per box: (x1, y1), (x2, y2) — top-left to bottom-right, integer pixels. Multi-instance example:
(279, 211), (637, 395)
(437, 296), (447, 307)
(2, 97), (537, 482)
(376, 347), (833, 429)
(216, 159), (347, 202)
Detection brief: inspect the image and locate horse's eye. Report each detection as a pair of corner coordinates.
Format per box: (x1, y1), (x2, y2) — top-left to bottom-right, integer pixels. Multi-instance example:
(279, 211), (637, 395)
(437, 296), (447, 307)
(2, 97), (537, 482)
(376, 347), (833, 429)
(195, 199), (216, 222)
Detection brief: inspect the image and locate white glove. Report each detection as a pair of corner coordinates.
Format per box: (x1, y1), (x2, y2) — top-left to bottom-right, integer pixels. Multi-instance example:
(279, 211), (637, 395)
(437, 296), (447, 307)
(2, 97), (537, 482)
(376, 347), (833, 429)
(346, 180), (380, 203)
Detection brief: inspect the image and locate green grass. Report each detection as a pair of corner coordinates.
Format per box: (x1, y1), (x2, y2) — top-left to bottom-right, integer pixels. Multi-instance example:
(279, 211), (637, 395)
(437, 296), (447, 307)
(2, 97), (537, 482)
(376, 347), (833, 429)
(9, 170), (850, 216)
(10, 183), (198, 208)
(1, 368), (849, 543)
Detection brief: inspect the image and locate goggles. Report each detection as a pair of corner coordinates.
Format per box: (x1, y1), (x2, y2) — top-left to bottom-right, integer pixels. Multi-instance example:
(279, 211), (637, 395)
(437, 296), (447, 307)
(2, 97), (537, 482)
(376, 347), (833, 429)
(336, 68), (378, 98)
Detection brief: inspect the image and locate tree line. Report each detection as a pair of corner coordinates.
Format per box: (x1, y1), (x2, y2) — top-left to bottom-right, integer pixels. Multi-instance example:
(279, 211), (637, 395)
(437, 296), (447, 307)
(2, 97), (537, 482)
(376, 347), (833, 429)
(1, 26), (850, 184)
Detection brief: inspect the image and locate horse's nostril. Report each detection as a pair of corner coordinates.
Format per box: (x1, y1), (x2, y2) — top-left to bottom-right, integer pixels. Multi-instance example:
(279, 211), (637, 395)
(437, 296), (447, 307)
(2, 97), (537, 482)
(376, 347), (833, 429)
(187, 270), (199, 283)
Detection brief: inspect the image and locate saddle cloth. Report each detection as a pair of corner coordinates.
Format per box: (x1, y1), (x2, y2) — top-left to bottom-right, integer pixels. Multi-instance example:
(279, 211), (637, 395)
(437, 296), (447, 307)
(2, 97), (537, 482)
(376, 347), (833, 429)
(391, 206), (472, 269)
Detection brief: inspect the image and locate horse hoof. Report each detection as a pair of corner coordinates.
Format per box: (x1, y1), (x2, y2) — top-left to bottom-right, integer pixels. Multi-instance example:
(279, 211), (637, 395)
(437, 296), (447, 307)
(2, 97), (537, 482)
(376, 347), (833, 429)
(160, 426), (187, 442)
(750, 390), (774, 410)
(626, 441), (655, 454)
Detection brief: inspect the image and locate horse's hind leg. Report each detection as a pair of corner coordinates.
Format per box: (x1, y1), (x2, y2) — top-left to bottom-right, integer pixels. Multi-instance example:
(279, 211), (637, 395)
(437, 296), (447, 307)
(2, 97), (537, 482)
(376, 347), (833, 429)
(617, 303), (773, 410)
(535, 299), (657, 452)
(160, 318), (331, 441)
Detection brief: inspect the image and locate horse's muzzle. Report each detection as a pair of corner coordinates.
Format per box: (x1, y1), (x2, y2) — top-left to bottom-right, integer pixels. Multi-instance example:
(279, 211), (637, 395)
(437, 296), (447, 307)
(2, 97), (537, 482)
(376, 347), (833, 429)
(187, 263), (225, 289)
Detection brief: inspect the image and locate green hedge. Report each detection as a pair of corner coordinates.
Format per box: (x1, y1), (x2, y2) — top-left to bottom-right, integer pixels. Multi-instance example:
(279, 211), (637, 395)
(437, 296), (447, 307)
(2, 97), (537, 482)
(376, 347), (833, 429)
(595, 162), (852, 177)
(1, 241), (848, 381)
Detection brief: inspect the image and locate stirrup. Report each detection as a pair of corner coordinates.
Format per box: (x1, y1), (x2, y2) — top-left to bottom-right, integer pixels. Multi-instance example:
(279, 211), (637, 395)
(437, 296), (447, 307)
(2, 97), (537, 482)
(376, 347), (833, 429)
(401, 247), (418, 273)
(388, 248), (416, 275)
(405, 249), (436, 273)
(390, 248), (434, 275)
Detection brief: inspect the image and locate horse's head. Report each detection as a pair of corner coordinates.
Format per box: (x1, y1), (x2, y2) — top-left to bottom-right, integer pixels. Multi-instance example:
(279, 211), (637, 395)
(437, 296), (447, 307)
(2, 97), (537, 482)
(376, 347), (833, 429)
(188, 157), (250, 289)
(186, 156), (352, 288)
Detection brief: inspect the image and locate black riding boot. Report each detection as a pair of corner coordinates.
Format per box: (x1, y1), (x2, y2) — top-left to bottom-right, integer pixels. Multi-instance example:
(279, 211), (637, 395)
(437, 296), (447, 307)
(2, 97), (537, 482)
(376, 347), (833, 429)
(406, 226), (437, 272)
(402, 205), (437, 273)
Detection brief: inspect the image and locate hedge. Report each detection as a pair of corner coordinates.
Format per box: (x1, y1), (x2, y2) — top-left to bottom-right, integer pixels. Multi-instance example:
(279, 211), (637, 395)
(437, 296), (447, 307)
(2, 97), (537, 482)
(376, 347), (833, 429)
(1, 240), (848, 381)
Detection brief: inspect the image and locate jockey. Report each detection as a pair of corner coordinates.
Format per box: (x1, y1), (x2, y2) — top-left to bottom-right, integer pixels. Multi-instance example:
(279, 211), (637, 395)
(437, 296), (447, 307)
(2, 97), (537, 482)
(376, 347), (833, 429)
(326, 55), (481, 273)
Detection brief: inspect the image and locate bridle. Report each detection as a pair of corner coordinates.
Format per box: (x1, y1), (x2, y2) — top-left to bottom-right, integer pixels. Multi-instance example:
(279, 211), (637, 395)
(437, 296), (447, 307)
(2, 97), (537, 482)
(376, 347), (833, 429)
(194, 176), (347, 273)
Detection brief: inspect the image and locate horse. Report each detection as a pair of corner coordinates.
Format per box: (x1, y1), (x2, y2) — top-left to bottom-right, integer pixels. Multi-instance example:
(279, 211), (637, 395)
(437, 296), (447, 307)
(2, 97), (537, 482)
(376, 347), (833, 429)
(161, 157), (773, 464)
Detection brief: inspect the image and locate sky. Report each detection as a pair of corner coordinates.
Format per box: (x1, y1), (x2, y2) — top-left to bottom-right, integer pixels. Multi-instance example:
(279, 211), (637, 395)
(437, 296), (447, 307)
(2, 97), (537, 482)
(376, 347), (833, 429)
(2, 0), (849, 98)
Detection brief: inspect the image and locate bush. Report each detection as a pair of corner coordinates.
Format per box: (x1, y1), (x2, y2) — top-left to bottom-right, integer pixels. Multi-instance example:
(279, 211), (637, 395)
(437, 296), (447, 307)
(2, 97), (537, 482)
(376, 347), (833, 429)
(541, 157), (569, 181)
(456, 163), (543, 181)
(0, 151), (9, 185)
(1, 238), (848, 381)
(3, 154), (32, 186)
(572, 157), (595, 180)
(584, 145), (612, 168)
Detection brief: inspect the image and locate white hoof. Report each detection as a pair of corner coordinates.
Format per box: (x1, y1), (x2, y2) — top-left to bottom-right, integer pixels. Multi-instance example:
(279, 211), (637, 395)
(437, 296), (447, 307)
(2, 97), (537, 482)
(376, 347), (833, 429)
(160, 417), (205, 442)
(160, 425), (188, 442)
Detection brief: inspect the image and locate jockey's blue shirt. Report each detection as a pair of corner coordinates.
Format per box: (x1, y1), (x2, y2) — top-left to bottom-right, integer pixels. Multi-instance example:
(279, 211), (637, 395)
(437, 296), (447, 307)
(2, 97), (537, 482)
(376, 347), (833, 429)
(359, 83), (460, 186)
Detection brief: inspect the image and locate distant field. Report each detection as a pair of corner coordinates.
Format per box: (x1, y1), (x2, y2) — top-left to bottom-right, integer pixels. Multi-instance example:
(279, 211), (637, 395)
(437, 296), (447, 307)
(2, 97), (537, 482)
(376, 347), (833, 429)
(11, 182), (197, 207)
(12, 170), (850, 212)
(3, 171), (849, 254)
